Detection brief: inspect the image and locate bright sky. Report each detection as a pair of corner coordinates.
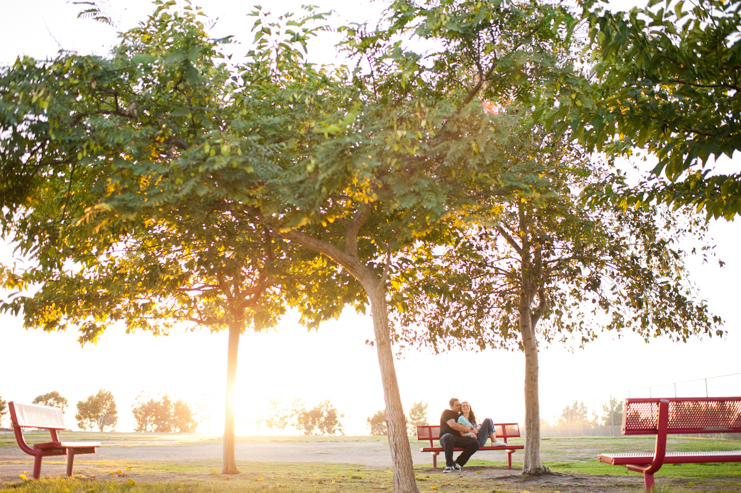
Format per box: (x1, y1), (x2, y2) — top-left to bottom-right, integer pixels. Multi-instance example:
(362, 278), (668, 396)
(1, 0), (739, 436)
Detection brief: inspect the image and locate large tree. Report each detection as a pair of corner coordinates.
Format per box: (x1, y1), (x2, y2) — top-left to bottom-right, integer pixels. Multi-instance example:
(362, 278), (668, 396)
(0, 1), (296, 474)
(391, 121), (722, 473)
(549, 0), (741, 219)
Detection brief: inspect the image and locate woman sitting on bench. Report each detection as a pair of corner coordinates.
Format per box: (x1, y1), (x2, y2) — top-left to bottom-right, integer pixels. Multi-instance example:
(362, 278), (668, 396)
(458, 401), (507, 447)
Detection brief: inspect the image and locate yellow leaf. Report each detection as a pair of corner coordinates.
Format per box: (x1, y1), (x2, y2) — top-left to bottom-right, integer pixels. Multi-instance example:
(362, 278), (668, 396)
(18, 474), (27, 480)
(127, 479), (136, 485)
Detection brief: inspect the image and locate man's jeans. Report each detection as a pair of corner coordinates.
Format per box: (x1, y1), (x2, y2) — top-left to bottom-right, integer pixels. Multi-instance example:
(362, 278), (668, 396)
(439, 433), (480, 467)
(476, 417), (495, 447)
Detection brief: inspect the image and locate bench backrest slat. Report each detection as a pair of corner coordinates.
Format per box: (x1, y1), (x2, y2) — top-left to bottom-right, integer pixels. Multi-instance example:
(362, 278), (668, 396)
(10, 402), (66, 430)
(622, 397), (741, 435)
(417, 423), (520, 441)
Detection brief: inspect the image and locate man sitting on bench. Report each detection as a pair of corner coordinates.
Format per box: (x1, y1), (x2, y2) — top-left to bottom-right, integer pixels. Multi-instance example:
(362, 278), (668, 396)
(439, 397), (480, 473)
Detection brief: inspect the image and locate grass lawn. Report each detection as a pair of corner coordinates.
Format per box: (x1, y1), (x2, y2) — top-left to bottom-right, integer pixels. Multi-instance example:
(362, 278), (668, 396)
(1, 435), (739, 492)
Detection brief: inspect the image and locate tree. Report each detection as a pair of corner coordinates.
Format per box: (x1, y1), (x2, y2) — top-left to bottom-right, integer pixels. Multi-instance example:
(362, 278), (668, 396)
(0, 1), (297, 474)
(407, 401), (428, 436)
(132, 395), (161, 432)
(0, 397), (6, 427)
(550, 0), (741, 219)
(295, 400), (344, 436)
(392, 120), (722, 472)
(0, 0), (573, 489)
(555, 401), (593, 435)
(32, 391), (69, 413)
(602, 397), (625, 429)
(367, 409), (388, 436)
(133, 393), (198, 432)
(172, 399), (198, 433)
(262, 398), (302, 432)
(76, 389), (117, 431)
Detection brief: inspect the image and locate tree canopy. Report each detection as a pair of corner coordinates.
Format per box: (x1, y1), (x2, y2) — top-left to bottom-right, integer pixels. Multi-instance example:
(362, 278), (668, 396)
(32, 391), (69, 413)
(550, 0), (741, 219)
(75, 389), (117, 431)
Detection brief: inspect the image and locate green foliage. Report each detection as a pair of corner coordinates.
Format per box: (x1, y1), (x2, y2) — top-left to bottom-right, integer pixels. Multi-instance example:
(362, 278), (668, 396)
(367, 409), (387, 436)
(0, 0), (298, 345)
(392, 124), (722, 352)
(554, 0), (741, 219)
(132, 393), (198, 432)
(75, 389), (117, 431)
(32, 391), (69, 413)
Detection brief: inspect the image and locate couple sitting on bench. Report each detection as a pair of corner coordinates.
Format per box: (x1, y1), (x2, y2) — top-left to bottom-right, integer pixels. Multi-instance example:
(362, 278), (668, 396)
(439, 397), (506, 473)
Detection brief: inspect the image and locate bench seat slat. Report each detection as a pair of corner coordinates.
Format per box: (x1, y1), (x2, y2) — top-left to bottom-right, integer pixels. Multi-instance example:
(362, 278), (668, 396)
(422, 444), (524, 452)
(34, 441), (102, 450)
(599, 450), (741, 466)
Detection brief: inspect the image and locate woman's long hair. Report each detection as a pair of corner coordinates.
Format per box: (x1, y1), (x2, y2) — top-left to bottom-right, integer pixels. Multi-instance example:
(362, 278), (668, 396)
(461, 402), (477, 426)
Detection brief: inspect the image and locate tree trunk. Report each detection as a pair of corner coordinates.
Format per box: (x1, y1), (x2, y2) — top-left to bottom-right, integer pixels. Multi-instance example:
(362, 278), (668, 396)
(222, 321), (241, 474)
(518, 203), (548, 475)
(519, 300), (548, 474)
(367, 282), (419, 493)
(280, 229), (419, 493)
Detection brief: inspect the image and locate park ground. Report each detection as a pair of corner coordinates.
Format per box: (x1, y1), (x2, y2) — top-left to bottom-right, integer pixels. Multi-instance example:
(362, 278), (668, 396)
(1, 434), (740, 492)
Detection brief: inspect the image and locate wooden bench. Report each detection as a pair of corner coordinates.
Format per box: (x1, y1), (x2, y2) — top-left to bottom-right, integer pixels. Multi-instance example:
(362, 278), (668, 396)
(9, 401), (101, 479)
(417, 423), (524, 468)
(598, 397), (741, 491)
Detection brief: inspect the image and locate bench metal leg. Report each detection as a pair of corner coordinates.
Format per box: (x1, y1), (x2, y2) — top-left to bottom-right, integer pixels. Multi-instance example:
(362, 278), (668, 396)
(432, 452), (438, 468)
(643, 472), (655, 491)
(33, 454), (43, 479)
(507, 450), (513, 469)
(67, 450), (76, 477)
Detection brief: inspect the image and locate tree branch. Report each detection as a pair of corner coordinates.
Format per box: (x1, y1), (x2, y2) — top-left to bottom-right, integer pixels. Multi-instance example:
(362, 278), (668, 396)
(345, 202), (373, 257)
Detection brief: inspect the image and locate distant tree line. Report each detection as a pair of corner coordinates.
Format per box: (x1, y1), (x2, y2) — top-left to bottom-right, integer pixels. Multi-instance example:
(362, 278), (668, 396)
(368, 401), (428, 437)
(0, 390), (198, 433)
(3, 391), (431, 436)
(540, 398), (625, 436)
(132, 393), (198, 432)
(255, 398), (345, 436)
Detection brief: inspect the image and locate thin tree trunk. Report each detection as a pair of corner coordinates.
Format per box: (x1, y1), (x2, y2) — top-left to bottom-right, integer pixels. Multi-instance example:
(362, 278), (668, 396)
(367, 282), (419, 493)
(518, 203), (548, 475)
(280, 229), (419, 493)
(520, 302), (548, 474)
(222, 321), (241, 474)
